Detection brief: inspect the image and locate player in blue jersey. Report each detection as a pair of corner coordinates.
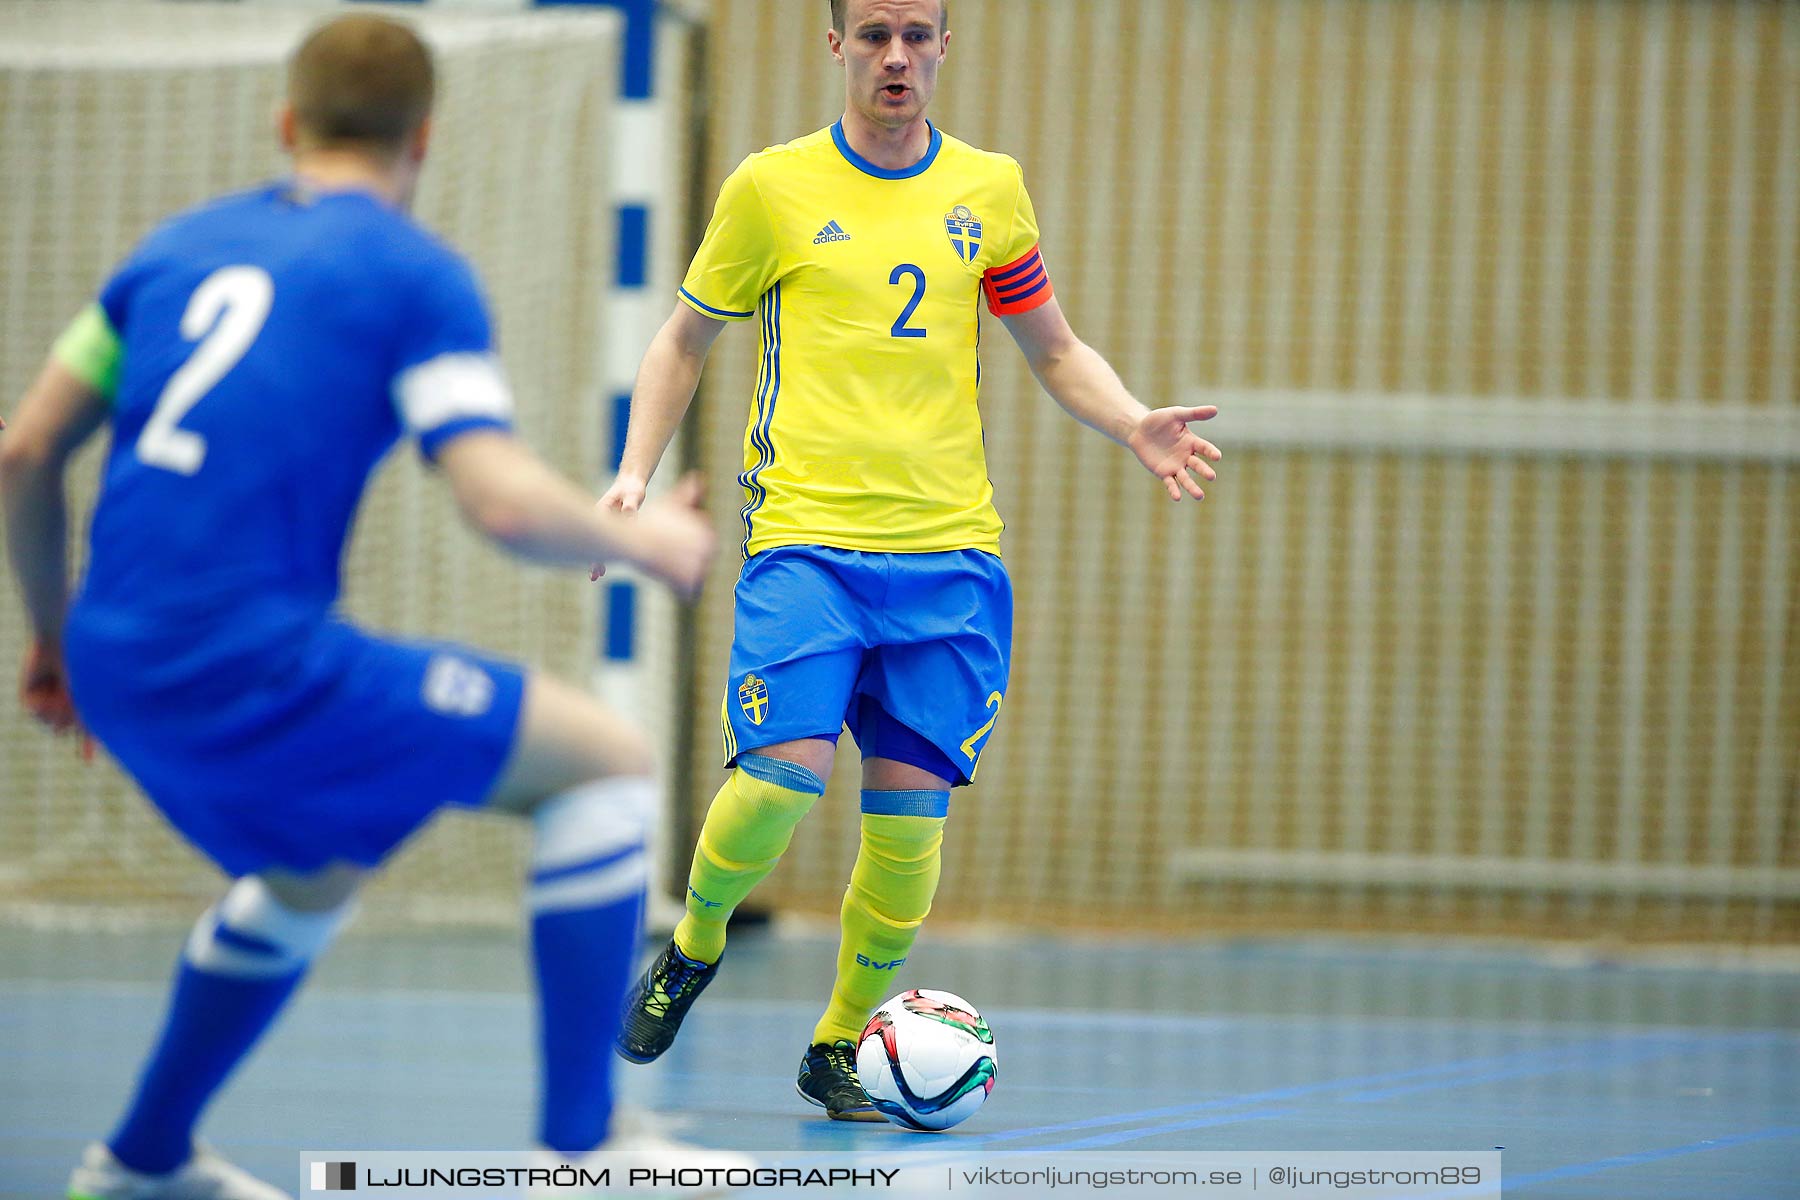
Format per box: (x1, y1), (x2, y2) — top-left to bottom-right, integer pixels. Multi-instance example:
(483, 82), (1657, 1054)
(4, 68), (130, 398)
(1, 16), (744, 1199)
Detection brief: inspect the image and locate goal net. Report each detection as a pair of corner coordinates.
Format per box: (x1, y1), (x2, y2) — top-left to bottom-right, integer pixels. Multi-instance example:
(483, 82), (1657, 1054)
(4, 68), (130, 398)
(0, 0), (632, 927)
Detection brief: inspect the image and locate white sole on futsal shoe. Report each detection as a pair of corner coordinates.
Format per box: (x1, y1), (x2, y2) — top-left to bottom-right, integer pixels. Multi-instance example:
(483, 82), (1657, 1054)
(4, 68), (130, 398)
(67, 1143), (291, 1200)
(527, 1114), (756, 1199)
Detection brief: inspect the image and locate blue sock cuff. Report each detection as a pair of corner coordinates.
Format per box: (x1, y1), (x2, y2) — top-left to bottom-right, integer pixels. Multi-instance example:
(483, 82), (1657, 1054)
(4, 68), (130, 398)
(738, 753), (827, 796)
(860, 789), (950, 818)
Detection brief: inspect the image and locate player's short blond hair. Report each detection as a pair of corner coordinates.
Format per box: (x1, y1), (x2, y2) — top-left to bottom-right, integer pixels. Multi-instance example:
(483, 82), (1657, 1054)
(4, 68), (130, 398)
(288, 14), (434, 156)
(830, 0), (949, 36)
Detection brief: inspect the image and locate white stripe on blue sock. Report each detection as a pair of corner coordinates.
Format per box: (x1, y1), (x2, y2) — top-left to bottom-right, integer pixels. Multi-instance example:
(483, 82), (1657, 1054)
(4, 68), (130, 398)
(530, 852), (648, 914)
(183, 877), (352, 979)
(533, 777), (654, 872)
(530, 777), (654, 915)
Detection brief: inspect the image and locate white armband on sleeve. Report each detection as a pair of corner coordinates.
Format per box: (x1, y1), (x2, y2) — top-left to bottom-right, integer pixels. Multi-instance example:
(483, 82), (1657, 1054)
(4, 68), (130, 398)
(393, 352), (515, 437)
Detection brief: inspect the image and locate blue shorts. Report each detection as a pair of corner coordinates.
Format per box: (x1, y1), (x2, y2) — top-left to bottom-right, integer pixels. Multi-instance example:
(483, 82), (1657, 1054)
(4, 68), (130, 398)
(721, 546), (1012, 787)
(65, 615), (526, 877)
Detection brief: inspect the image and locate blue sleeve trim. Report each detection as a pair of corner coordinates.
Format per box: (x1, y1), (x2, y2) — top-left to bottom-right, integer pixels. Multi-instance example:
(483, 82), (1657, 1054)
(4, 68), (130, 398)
(738, 753), (827, 796)
(860, 789), (951, 819)
(419, 416), (512, 462)
(831, 119), (943, 180)
(679, 287), (753, 321)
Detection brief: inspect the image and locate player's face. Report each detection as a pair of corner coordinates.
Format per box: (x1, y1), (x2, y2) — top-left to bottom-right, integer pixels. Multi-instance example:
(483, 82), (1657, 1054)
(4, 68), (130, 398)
(830, 0), (948, 131)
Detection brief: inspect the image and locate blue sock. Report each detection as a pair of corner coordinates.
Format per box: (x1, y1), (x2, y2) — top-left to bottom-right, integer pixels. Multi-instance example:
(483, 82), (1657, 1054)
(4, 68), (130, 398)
(108, 879), (346, 1175)
(529, 778), (654, 1153)
(109, 962), (304, 1174)
(533, 886), (644, 1152)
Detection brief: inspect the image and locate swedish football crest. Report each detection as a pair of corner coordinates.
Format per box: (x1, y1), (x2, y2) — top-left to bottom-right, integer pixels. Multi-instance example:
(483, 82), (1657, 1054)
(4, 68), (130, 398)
(944, 205), (983, 261)
(737, 672), (769, 726)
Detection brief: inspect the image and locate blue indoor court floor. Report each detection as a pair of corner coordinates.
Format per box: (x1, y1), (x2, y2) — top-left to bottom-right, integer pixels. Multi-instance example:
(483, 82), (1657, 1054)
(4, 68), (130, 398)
(2, 925), (1796, 1199)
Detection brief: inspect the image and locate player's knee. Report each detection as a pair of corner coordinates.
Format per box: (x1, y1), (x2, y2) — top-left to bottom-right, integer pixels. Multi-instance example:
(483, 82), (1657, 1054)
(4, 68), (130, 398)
(747, 737), (836, 781)
(728, 754), (828, 830)
(262, 862), (364, 912)
(603, 723), (657, 782)
(529, 778), (653, 913)
(857, 793), (948, 887)
(185, 875), (356, 978)
(557, 685), (656, 783)
(860, 756), (952, 792)
(521, 673), (657, 789)
(539, 775), (654, 844)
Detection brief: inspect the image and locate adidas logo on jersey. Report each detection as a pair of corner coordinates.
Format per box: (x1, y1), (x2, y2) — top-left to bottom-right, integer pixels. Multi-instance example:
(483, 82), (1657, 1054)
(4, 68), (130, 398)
(813, 220), (852, 245)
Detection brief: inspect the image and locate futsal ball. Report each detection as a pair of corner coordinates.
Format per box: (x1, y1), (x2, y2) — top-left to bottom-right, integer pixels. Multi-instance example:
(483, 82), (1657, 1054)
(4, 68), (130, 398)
(857, 989), (997, 1131)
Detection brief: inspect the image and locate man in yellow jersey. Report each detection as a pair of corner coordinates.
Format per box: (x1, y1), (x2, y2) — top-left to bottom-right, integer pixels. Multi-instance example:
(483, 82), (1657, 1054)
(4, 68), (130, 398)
(608, 0), (1221, 1120)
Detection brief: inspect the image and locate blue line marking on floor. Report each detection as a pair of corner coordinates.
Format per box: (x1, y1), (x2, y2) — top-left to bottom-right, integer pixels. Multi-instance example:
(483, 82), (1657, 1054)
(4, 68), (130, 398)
(1505, 1125), (1800, 1192)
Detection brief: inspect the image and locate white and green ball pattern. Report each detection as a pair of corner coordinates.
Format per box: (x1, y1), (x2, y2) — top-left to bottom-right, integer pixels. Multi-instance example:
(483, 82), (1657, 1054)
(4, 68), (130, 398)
(856, 989), (997, 1132)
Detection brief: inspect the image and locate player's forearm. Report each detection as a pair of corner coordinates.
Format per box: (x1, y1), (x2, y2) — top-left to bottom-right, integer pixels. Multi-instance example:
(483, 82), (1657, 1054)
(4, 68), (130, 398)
(444, 433), (651, 569)
(0, 448), (72, 644)
(617, 320), (706, 483)
(1032, 339), (1150, 446)
(477, 460), (649, 568)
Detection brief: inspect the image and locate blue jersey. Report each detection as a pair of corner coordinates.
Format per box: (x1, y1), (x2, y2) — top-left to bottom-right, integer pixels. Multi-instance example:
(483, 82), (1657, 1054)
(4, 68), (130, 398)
(51, 182), (529, 875)
(60, 181), (513, 659)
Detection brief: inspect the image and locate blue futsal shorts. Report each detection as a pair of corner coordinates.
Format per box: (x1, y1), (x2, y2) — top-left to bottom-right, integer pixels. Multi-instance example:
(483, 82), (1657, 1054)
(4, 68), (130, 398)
(65, 614), (526, 877)
(720, 546), (1012, 787)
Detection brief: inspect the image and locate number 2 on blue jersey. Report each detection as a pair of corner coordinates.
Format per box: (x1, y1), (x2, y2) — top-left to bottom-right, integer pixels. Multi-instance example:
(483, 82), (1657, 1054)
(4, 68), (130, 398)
(136, 265), (273, 476)
(889, 264), (927, 338)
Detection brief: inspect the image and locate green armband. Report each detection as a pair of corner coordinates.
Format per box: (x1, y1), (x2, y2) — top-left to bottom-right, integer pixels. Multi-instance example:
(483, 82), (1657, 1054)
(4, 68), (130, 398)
(51, 303), (123, 400)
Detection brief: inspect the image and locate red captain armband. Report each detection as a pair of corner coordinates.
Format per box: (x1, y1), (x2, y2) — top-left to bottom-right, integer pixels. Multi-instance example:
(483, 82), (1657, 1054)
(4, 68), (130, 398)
(982, 244), (1054, 316)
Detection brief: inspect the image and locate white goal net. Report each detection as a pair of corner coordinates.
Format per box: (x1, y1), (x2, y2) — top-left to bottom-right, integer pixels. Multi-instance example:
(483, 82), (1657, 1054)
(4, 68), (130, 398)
(0, 1), (630, 927)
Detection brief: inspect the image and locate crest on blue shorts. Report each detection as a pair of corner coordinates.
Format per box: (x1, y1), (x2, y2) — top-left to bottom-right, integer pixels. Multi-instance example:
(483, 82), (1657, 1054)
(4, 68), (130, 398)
(945, 205), (983, 261)
(738, 672), (769, 726)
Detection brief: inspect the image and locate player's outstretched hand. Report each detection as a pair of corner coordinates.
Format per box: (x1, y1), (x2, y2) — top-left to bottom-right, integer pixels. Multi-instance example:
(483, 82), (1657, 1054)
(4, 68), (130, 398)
(591, 472), (652, 580)
(20, 639), (93, 760)
(629, 473), (716, 600)
(1128, 405), (1223, 502)
(601, 471), (648, 515)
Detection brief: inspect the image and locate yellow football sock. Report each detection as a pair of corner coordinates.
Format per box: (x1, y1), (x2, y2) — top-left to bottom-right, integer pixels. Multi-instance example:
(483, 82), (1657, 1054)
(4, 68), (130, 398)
(813, 790), (949, 1045)
(673, 754), (824, 964)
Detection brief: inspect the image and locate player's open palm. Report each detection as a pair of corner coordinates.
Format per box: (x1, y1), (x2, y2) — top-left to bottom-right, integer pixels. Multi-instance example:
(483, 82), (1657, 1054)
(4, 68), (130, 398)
(1128, 405), (1223, 502)
(631, 473), (716, 600)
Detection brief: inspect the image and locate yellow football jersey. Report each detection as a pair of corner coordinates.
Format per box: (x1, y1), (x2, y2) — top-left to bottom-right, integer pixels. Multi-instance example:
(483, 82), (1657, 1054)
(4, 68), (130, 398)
(680, 121), (1055, 558)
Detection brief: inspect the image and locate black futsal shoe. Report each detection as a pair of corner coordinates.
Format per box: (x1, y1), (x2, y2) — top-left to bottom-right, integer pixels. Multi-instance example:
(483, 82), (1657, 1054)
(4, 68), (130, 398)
(616, 941), (719, 1064)
(796, 1039), (884, 1121)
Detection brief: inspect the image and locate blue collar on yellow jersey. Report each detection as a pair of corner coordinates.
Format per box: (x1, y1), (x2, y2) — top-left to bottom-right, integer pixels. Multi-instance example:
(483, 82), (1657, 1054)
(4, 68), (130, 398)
(830, 119), (943, 180)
